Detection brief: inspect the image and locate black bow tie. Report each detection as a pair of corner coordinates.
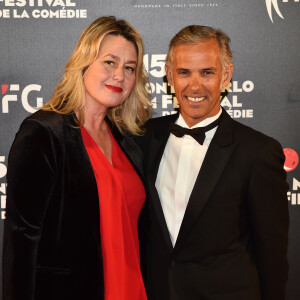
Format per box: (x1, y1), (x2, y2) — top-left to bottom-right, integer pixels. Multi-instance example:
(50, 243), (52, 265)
(169, 115), (221, 145)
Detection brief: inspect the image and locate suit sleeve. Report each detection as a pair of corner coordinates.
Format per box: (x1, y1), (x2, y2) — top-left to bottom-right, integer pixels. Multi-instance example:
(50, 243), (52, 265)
(3, 119), (57, 300)
(248, 139), (289, 300)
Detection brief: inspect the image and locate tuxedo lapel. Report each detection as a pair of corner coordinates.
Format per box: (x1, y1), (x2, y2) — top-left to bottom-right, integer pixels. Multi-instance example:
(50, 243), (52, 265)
(147, 113), (179, 251)
(173, 109), (237, 255)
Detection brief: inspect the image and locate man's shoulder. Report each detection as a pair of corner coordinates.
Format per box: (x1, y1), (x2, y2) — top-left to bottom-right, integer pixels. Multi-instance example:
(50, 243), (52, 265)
(146, 113), (178, 128)
(231, 117), (281, 148)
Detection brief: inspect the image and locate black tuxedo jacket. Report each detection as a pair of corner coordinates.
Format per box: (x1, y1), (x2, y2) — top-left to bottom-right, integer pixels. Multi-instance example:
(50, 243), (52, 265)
(3, 110), (144, 300)
(140, 109), (289, 300)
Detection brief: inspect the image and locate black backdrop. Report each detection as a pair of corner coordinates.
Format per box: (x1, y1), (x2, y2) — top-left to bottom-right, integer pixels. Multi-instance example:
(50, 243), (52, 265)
(0, 0), (299, 298)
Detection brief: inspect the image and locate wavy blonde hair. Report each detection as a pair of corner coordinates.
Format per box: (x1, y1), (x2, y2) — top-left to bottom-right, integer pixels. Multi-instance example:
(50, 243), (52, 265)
(43, 16), (152, 135)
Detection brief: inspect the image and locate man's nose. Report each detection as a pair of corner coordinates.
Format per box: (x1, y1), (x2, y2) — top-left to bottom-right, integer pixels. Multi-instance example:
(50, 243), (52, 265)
(189, 74), (202, 91)
(113, 66), (125, 82)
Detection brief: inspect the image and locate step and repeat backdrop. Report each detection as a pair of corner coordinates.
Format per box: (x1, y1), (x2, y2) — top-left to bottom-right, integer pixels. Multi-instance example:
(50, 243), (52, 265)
(0, 0), (299, 298)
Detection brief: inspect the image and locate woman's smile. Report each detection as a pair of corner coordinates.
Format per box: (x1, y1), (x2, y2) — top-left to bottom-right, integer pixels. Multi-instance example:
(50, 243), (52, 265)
(105, 85), (123, 93)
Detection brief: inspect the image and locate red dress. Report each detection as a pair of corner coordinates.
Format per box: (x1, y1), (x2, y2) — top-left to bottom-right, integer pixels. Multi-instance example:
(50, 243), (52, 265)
(81, 126), (147, 300)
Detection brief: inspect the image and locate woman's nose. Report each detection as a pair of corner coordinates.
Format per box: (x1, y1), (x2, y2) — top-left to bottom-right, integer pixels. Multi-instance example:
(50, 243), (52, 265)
(113, 66), (125, 82)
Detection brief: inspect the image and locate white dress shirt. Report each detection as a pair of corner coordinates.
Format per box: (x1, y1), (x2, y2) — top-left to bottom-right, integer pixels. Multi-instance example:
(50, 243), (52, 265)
(155, 108), (222, 246)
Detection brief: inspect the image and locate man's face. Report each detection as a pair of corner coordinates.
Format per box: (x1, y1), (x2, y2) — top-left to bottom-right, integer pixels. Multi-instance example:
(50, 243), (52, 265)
(166, 39), (233, 127)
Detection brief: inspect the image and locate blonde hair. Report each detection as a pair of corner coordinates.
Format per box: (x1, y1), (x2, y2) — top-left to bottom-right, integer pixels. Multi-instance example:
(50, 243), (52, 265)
(166, 25), (233, 71)
(43, 16), (152, 135)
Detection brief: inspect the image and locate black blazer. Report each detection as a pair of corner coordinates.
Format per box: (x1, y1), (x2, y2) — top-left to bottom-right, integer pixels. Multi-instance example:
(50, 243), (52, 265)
(140, 109), (289, 300)
(3, 110), (144, 300)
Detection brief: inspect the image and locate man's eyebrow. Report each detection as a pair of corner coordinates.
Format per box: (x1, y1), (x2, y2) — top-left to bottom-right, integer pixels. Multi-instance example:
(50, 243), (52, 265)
(175, 67), (218, 71)
(202, 67), (217, 70)
(176, 68), (189, 72)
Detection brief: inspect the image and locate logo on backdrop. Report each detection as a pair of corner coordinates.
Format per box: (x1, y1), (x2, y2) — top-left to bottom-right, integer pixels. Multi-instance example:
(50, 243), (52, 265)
(1, 84), (43, 113)
(266, 0), (284, 22)
(0, 156), (7, 219)
(284, 148), (299, 172)
(266, 0), (299, 23)
(283, 148), (300, 206)
(0, 0), (87, 19)
(145, 54), (254, 119)
(221, 81), (254, 119)
(133, 2), (219, 9)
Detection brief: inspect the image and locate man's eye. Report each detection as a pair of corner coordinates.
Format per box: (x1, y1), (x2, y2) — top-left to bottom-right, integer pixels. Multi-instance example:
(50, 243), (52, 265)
(178, 71), (188, 75)
(203, 71), (213, 75)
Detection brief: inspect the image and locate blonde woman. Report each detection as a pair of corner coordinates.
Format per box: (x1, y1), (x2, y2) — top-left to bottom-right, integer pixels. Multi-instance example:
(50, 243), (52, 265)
(3, 16), (152, 300)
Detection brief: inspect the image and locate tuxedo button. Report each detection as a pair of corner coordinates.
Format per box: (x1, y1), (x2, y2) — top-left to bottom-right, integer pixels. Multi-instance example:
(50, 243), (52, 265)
(170, 260), (176, 267)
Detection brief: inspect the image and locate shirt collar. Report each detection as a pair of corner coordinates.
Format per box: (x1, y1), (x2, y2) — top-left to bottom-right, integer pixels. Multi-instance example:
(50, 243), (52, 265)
(176, 107), (222, 129)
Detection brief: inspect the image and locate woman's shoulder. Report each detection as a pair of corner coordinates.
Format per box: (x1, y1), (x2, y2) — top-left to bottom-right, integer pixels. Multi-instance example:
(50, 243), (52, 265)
(23, 109), (75, 131)
(15, 110), (78, 144)
(26, 109), (67, 124)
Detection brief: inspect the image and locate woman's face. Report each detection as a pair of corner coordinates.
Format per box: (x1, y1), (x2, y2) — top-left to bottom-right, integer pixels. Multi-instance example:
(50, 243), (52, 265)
(83, 35), (137, 113)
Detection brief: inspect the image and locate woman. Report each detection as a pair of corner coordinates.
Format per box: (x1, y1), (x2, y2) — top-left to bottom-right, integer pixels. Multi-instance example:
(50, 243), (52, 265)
(3, 16), (152, 300)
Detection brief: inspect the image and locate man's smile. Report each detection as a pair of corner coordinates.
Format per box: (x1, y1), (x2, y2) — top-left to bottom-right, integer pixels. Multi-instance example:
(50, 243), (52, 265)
(186, 96), (207, 103)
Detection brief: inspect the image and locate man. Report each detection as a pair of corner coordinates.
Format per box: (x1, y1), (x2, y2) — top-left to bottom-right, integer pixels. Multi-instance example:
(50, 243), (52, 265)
(141, 25), (289, 300)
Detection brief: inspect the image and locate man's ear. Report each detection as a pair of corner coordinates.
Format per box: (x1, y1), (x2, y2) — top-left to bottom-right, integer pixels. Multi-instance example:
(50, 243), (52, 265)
(222, 64), (233, 88)
(165, 65), (174, 86)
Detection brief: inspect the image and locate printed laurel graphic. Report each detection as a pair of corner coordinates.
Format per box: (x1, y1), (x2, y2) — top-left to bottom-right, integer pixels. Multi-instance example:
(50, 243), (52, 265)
(266, 0), (284, 22)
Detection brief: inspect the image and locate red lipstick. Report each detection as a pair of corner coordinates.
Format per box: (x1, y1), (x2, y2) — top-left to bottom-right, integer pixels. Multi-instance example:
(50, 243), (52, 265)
(106, 85), (123, 93)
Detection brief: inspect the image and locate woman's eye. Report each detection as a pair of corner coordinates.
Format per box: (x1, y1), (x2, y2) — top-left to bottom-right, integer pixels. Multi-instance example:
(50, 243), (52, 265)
(126, 66), (135, 72)
(104, 60), (115, 66)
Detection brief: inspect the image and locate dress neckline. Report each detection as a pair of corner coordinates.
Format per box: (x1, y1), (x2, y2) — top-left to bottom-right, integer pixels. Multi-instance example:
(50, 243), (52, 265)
(81, 124), (115, 168)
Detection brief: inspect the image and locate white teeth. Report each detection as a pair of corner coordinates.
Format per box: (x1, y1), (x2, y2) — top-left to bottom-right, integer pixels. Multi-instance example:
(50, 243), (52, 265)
(187, 96), (206, 102)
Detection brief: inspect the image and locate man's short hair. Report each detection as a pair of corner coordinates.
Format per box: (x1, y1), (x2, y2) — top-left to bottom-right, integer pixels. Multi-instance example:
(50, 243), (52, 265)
(166, 25), (233, 71)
